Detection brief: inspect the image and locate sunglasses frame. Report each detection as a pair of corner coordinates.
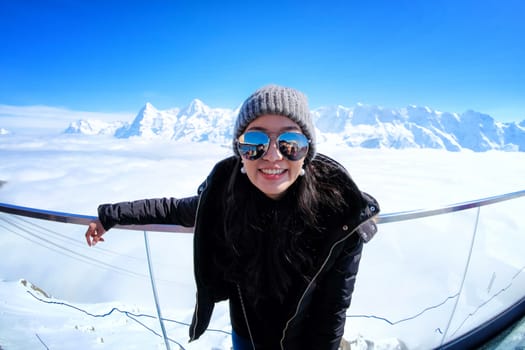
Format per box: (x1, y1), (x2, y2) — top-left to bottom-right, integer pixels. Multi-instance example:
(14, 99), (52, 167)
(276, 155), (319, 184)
(236, 130), (310, 161)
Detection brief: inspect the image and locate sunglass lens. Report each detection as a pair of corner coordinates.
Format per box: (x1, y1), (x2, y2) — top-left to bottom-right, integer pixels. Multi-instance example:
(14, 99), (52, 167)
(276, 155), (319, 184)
(238, 131), (269, 160)
(277, 133), (309, 161)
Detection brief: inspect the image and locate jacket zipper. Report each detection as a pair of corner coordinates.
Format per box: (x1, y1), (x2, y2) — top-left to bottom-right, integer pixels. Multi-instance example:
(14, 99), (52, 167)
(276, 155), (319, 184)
(237, 284), (256, 349)
(279, 214), (378, 349)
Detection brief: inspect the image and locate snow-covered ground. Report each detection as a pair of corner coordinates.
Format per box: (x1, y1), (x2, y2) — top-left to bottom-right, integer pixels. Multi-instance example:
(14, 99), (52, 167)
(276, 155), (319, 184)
(0, 279), (232, 350)
(1, 134), (525, 349)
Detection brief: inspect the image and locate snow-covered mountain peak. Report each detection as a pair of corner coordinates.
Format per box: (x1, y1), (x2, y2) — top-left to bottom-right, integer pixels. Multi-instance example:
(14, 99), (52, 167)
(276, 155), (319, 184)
(181, 99), (209, 116)
(143, 102), (156, 110)
(407, 105), (433, 113)
(352, 103), (402, 124)
(311, 105), (352, 133)
(138, 102), (161, 118)
(113, 102), (177, 139)
(461, 110), (495, 125)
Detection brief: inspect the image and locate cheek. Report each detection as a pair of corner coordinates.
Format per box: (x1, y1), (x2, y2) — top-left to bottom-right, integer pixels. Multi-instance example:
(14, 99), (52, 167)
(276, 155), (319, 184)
(243, 162), (258, 180)
(286, 160), (305, 181)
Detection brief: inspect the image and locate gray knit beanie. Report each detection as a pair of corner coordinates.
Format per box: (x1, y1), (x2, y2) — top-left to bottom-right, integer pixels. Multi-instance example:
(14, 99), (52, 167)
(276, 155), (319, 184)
(233, 85), (316, 162)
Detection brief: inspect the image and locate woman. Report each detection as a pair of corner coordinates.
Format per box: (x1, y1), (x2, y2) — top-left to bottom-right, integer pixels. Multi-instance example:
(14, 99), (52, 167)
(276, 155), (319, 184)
(85, 85), (380, 350)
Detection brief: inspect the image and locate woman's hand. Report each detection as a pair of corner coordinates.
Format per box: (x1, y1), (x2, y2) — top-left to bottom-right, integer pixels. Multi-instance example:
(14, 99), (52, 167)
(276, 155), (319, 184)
(85, 220), (106, 246)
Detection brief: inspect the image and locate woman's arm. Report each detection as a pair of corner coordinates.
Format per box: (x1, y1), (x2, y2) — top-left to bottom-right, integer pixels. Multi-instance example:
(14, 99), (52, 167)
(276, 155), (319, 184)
(85, 196), (199, 246)
(97, 196), (199, 229)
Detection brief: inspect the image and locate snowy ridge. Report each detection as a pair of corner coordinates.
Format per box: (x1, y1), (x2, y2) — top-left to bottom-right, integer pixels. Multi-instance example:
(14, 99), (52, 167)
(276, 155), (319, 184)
(64, 101), (525, 152)
(0, 278), (405, 350)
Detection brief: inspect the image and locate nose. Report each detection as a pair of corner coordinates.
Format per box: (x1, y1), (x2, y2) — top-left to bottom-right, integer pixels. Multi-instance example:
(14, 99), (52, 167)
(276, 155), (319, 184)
(262, 140), (283, 161)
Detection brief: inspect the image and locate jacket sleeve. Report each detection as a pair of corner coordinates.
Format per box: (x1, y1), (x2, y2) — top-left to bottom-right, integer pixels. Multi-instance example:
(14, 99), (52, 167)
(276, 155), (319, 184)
(304, 233), (363, 349)
(97, 196), (199, 231)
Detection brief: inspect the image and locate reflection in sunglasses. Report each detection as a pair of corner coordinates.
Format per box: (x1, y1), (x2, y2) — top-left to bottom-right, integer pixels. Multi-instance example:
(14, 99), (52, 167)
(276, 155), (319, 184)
(237, 131), (309, 161)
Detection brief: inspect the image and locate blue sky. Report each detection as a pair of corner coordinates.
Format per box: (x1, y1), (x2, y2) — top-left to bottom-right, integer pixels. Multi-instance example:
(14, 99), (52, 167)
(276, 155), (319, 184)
(1, 0), (524, 122)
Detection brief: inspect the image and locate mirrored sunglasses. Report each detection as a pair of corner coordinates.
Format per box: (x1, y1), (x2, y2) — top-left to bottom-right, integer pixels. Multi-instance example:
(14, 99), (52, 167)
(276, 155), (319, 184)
(237, 131), (310, 161)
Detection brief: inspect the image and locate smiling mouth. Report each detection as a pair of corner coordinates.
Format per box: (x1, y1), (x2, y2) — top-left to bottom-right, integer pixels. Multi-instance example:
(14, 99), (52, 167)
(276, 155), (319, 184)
(260, 168), (286, 175)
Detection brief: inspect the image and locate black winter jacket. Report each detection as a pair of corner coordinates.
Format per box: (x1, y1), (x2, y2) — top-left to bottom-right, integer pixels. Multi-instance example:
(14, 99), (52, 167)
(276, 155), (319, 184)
(98, 154), (380, 350)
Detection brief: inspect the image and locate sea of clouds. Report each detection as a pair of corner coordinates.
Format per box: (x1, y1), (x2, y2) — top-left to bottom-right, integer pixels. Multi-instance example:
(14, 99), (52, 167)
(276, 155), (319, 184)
(1, 111), (525, 349)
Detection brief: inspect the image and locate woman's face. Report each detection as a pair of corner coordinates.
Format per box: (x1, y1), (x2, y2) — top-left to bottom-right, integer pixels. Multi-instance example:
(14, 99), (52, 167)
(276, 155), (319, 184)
(241, 114), (306, 200)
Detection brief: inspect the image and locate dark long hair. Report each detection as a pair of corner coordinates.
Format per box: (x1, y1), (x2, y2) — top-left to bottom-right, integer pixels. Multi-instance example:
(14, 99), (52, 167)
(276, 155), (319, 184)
(221, 156), (358, 304)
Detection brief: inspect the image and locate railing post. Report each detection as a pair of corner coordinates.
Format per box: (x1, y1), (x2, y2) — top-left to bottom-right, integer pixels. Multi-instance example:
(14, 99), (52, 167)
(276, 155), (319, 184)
(440, 206), (482, 346)
(143, 230), (172, 350)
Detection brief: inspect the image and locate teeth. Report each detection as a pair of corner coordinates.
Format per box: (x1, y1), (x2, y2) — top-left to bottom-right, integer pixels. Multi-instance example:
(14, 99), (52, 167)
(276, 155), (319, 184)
(261, 168), (285, 175)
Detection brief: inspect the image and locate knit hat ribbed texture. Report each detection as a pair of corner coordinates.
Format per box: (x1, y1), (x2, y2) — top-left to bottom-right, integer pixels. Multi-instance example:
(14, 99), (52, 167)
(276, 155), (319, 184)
(233, 85), (316, 162)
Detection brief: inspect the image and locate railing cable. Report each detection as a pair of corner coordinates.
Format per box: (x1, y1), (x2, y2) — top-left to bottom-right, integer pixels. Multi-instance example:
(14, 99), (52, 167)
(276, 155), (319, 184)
(0, 214), (147, 279)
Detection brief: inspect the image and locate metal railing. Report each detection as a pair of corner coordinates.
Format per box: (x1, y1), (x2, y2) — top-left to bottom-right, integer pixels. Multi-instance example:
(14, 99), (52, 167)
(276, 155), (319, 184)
(2, 189), (525, 229)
